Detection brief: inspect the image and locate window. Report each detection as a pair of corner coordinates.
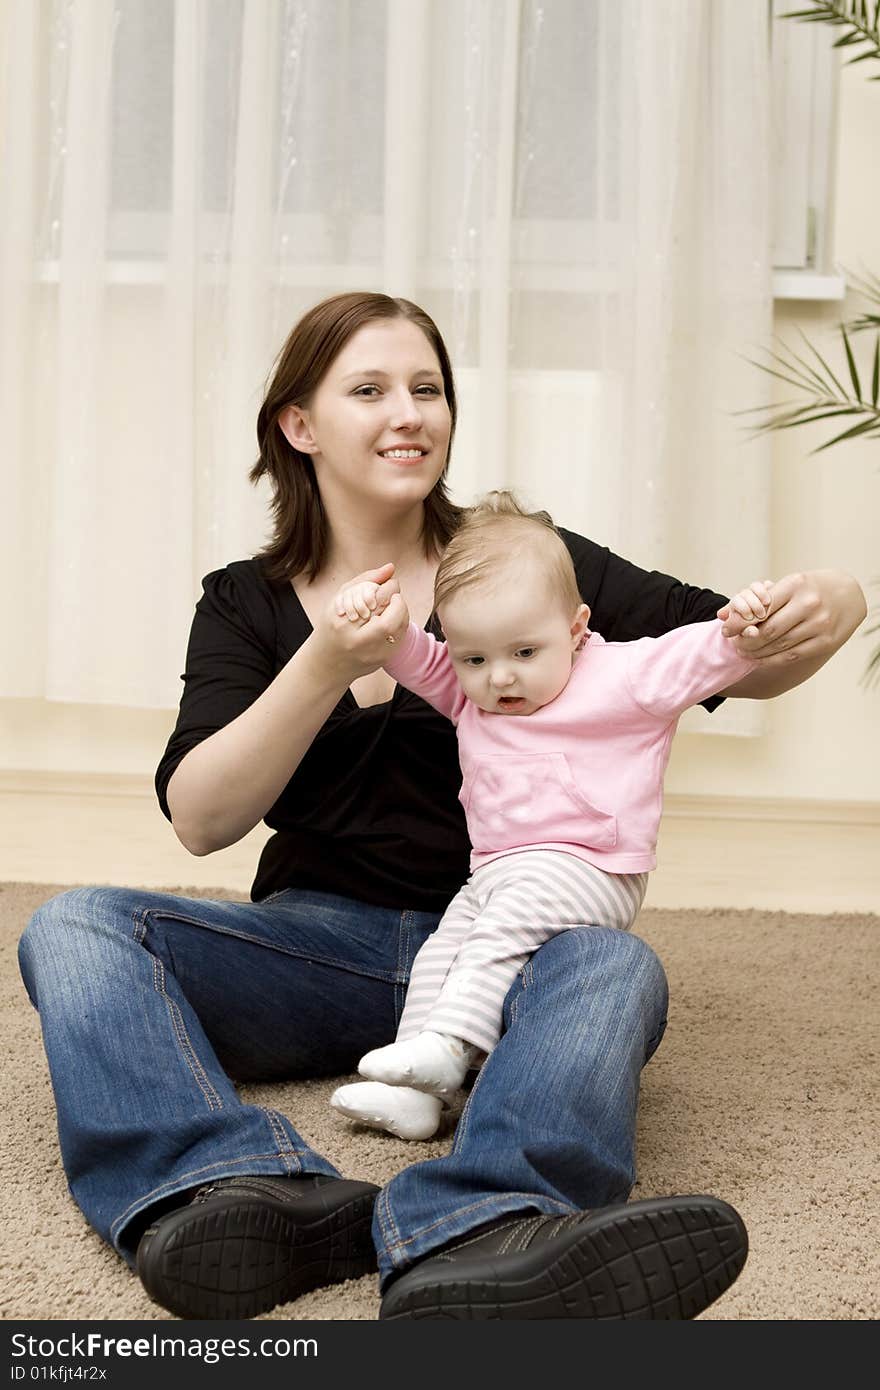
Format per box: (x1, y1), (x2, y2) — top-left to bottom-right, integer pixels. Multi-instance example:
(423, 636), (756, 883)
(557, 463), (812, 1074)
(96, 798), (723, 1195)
(39, 0), (843, 306)
(770, 0), (845, 300)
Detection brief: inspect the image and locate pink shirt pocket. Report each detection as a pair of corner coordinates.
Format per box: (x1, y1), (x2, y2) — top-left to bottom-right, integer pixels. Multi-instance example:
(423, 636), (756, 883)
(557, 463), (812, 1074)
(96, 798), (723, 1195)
(460, 752), (618, 856)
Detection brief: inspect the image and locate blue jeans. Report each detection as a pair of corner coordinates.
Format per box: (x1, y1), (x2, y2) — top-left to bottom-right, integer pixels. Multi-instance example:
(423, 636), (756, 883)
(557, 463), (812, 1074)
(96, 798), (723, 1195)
(18, 885), (668, 1290)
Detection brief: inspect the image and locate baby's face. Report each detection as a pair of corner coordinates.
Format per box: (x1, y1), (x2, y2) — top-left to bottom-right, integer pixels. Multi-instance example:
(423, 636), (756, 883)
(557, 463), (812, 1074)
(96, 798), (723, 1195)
(440, 581), (589, 716)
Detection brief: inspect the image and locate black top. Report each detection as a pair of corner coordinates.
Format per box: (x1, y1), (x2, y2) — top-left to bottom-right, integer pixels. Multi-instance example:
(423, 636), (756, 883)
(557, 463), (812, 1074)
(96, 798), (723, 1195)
(155, 530), (729, 911)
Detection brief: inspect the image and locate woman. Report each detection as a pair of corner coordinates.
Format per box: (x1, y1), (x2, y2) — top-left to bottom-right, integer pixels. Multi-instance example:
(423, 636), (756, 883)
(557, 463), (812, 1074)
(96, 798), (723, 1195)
(18, 292), (866, 1322)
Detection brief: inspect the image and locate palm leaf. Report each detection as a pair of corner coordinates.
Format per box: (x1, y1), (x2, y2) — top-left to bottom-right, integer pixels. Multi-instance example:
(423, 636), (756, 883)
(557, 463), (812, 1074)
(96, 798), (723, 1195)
(846, 266), (880, 306)
(789, 331), (850, 393)
(739, 354), (826, 396)
(842, 324), (863, 398)
(762, 333), (841, 393)
(843, 267), (880, 331)
(759, 407), (864, 428)
(738, 324), (880, 450)
(733, 400), (847, 420)
(779, 1), (880, 68)
(802, 329), (851, 398)
(813, 414), (880, 449)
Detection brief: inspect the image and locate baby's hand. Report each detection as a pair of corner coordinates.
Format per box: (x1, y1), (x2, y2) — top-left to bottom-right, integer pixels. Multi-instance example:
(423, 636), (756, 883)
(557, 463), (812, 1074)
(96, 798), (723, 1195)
(719, 579), (773, 639)
(331, 562), (410, 646)
(335, 578), (386, 623)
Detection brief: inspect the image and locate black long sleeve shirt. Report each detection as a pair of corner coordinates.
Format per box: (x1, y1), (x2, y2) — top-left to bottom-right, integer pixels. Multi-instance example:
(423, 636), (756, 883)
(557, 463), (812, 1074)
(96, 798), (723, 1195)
(155, 530), (728, 910)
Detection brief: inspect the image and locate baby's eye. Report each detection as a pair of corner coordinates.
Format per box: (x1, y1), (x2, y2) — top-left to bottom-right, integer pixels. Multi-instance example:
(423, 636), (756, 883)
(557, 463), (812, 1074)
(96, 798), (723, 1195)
(515, 647), (537, 659)
(463, 656), (485, 667)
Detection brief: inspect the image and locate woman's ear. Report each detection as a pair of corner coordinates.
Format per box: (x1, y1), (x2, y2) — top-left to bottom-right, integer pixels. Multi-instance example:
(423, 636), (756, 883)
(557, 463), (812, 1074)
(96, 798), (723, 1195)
(571, 603), (591, 650)
(279, 404), (317, 454)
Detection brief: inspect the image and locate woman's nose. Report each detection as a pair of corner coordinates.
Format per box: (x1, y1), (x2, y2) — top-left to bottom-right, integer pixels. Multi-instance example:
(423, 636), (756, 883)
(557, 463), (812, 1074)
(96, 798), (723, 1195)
(388, 388), (423, 430)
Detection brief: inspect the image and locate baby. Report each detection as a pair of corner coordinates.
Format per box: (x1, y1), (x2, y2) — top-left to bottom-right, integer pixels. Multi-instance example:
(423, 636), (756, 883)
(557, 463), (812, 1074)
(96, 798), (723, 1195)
(330, 491), (769, 1139)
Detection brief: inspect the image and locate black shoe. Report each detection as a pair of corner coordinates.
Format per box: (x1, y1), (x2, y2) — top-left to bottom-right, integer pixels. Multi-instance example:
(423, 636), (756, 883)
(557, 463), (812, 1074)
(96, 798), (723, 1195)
(379, 1194), (748, 1320)
(136, 1174), (379, 1320)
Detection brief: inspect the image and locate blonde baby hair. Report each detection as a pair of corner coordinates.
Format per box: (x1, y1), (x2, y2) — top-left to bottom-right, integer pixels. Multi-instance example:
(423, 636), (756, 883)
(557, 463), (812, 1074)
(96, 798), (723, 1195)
(433, 490), (583, 620)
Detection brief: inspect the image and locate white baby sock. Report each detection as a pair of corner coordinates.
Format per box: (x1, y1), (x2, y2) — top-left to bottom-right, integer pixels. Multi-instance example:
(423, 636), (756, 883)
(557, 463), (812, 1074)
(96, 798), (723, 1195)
(330, 1081), (443, 1141)
(358, 1030), (478, 1097)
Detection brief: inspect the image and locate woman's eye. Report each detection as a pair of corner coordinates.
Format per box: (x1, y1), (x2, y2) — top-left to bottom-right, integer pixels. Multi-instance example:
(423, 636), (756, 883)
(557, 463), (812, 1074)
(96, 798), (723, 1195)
(353, 384), (441, 398)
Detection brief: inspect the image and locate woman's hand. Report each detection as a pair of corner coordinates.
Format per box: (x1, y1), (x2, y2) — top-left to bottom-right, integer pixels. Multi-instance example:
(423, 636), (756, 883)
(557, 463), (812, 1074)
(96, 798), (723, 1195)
(716, 569), (867, 698)
(311, 562), (410, 680)
(719, 570), (865, 660)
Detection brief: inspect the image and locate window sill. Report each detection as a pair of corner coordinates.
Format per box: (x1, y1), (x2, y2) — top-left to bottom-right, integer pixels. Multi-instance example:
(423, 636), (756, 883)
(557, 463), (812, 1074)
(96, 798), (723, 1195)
(772, 271), (847, 301)
(35, 263), (850, 302)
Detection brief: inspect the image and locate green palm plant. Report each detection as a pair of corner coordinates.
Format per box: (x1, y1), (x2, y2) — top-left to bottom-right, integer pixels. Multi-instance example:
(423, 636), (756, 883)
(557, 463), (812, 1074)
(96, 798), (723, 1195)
(781, 0), (880, 68)
(741, 293), (880, 453)
(739, 1), (880, 684)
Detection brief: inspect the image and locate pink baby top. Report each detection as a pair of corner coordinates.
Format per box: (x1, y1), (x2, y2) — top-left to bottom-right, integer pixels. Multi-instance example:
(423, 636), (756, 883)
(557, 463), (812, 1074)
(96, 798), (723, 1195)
(384, 619), (756, 875)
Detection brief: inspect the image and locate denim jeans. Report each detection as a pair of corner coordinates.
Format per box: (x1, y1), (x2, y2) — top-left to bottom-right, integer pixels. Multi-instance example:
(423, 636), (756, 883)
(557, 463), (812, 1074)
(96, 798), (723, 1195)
(18, 885), (668, 1290)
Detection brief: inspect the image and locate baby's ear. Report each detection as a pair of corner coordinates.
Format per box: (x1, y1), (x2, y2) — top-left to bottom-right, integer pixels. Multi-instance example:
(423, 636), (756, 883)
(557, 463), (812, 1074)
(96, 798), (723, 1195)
(571, 603), (591, 649)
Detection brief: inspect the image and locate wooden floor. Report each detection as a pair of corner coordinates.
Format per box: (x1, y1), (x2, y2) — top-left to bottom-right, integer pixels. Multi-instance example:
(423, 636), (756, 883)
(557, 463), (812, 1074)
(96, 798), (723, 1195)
(1, 778), (877, 914)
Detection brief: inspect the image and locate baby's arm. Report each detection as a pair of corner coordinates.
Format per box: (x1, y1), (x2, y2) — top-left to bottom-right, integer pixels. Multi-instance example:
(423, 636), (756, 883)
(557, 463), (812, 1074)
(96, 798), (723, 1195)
(332, 569), (466, 720)
(626, 585), (774, 720)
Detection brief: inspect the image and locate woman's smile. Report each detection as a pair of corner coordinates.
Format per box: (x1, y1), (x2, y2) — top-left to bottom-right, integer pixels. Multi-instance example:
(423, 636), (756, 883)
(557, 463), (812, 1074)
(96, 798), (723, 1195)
(377, 446), (431, 465)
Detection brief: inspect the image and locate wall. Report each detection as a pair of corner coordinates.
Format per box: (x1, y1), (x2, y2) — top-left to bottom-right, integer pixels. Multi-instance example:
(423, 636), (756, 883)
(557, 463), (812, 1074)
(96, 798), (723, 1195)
(666, 58), (879, 804)
(3, 63), (878, 809)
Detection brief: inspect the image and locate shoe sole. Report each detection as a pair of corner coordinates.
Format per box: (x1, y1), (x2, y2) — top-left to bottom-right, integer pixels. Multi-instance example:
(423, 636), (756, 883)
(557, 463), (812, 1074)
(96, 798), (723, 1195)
(137, 1181), (378, 1320)
(379, 1195), (748, 1320)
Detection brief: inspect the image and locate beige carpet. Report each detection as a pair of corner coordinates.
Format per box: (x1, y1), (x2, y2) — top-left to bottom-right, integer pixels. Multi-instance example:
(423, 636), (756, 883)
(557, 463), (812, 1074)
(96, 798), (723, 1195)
(2, 882), (878, 1322)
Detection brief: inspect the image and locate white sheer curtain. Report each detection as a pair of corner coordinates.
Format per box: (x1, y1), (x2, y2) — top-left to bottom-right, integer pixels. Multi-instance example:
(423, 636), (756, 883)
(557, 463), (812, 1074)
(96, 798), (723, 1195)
(1, 0), (772, 729)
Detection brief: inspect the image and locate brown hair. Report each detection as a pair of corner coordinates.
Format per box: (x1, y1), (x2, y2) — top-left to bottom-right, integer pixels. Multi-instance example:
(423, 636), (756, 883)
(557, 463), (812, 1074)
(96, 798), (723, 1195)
(434, 490), (583, 617)
(250, 291), (463, 582)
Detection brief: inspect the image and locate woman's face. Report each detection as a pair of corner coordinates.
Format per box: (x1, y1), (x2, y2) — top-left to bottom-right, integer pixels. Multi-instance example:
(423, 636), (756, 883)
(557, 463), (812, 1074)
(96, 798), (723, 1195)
(281, 318), (452, 518)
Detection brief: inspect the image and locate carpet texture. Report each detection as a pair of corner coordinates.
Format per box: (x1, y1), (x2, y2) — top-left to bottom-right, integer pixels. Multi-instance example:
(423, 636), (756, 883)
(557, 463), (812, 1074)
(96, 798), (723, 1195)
(2, 882), (877, 1322)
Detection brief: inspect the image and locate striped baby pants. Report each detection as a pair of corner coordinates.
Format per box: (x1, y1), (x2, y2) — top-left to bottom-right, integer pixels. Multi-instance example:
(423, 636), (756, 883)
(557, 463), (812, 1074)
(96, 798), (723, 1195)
(396, 849), (649, 1055)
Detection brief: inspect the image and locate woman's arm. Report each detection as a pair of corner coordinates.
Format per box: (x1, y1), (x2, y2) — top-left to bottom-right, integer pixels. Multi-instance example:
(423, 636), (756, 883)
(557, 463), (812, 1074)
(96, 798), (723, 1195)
(167, 568), (401, 856)
(715, 570), (867, 700)
(167, 636), (350, 855)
